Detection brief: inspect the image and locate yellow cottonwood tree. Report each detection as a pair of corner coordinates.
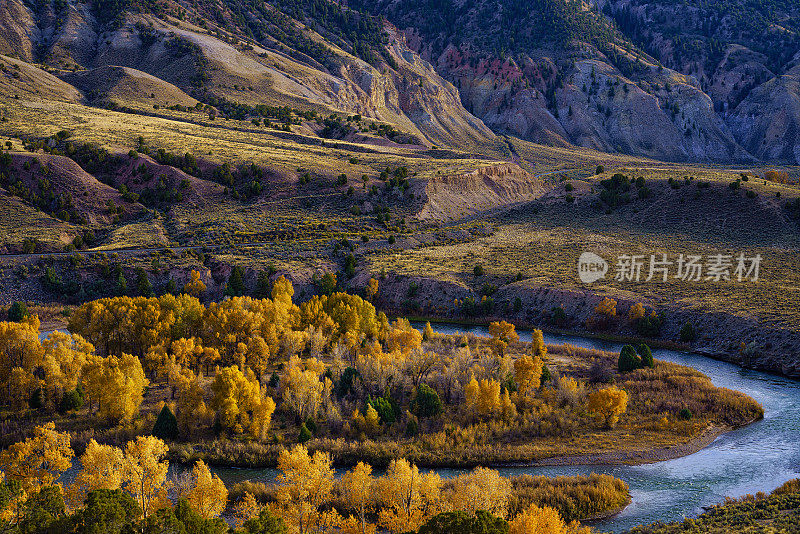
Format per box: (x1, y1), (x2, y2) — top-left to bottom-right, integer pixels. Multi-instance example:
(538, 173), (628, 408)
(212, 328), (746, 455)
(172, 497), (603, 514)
(167, 364), (211, 439)
(628, 302), (646, 323)
(82, 352), (148, 423)
(0, 316), (44, 408)
(531, 329), (548, 360)
(275, 444), (336, 534)
(588, 386), (629, 429)
(338, 462), (374, 534)
(365, 278), (379, 302)
(514, 352), (542, 400)
(67, 439), (124, 509)
(185, 460), (228, 519)
(488, 320), (519, 357)
(122, 436), (171, 517)
(377, 458), (442, 532)
(465, 376), (500, 417)
(184, 270), (207, 297)
(40, 332), (94, 410)
(281, 356), (328, 420)
(364, 404), (381, 437)
(595, 297), (617, 318)
(386, 318), (422, 355)
(0, 422), (73, 494)
(422, 322), (436, 341)
(318, 292), (380, 342)
(211, 366), (276, 439)
(170, 337), (205, 372)
(448, 467), (512, 518)
(509, 503), (583, 534)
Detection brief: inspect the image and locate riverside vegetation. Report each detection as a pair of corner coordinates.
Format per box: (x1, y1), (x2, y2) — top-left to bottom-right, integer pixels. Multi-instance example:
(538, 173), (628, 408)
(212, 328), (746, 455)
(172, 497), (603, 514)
(0, 277), (764, 532)
(0, 0), (797, 531)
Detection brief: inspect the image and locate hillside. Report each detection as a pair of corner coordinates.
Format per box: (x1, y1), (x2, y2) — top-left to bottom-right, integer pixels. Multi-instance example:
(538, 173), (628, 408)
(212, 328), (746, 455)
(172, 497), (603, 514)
(60, 65), (200, 110)
(0, 0), (797, 377)
(351, 0), (800, 164)
(1, 0), (800, 162)
(0, 0), (505, 156)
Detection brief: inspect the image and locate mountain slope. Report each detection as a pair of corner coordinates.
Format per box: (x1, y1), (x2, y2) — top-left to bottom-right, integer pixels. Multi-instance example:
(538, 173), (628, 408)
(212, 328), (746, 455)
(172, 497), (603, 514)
(355, 0), (800, 163)
(0, 0), (504, 155)
(1, 0), (800, 162)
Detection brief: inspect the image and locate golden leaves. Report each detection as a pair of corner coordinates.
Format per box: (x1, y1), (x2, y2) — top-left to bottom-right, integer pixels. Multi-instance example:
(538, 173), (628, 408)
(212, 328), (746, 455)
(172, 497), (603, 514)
(82, 352), (148, 423)
(588, 386), (629, 429)
(185, 460), (228, 519)
(0, 422), (73, 495)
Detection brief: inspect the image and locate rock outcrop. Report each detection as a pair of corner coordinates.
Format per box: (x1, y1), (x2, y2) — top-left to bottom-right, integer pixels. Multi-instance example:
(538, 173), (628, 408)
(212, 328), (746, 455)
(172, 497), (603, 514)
(414, 163), (546, 221)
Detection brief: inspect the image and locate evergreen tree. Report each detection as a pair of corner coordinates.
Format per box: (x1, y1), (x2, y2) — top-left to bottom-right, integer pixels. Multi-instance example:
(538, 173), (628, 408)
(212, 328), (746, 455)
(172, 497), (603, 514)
(412, 384), (442, 418)
(226, 266), (245, 297)
(618, 344), (641, 373)
(7, 301), (28, 322)
(637, 343), (654, 369)
(152, 405), (179, 441)
(136, 268), (155, 298)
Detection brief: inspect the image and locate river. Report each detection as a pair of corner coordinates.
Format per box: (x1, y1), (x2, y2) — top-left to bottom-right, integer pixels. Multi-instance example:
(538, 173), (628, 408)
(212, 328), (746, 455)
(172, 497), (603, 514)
(212, 323), (800, 533)
(42, 324), (800, 532)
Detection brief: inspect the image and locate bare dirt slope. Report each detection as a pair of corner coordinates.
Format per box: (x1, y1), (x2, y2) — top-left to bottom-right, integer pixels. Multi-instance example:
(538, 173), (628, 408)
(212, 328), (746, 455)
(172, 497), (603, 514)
(414, 163), (547, 221)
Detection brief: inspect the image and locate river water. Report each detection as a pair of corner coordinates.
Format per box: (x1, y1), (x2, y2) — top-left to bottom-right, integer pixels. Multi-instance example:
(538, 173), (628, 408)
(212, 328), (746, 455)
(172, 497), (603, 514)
(414, 323), (800, 532)
(213, 323), (800, 532)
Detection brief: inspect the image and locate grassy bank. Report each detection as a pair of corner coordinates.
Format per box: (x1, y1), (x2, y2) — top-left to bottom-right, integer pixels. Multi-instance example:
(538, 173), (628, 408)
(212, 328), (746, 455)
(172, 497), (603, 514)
(626, 479), (800, 533)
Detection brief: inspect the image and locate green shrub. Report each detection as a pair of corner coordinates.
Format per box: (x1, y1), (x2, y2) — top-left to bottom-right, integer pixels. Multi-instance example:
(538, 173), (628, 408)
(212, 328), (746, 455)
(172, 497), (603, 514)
(412, 384), (443, 418)
(637, 343), (654, 368)
(550, 307), (567, 327)
(418, 510), (508, 534)
(679, 322), (697, 342)
(371, 397), (397, 424)
(473, 264), (484, 276)
(304, 417), (317, 435)
(76, 489), (141, 534)
(226, 266), (245, 296)
(618, 345), (641, 373)
(136, 268), (154, 298)
(241, 507), (287, 534)
(152, 405), (179, 441)
(636, 313), (663, 337)
(298, 424), (312, 443)
(7, 301), (28, 322)
(59, 387), (85, 413)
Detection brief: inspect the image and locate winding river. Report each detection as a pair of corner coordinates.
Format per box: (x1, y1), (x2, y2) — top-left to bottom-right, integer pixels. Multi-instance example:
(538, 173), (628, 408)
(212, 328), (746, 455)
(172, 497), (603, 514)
(212, 323), (800, 533)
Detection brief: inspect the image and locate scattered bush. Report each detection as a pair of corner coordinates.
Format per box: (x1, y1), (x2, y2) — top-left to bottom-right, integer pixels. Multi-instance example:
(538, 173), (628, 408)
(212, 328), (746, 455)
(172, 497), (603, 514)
(618, 345), (641, 373)
(679, 322), (697, 342)
(7, 301), (28, 322)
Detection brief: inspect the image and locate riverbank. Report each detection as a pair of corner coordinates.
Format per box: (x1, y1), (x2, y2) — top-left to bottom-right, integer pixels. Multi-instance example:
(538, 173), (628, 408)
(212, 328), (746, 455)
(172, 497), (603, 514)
(403, 313), (692, 352)
(169, 423), (737, 471)
(525, 425), (727, 467)
(370, 267), (800, 380)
